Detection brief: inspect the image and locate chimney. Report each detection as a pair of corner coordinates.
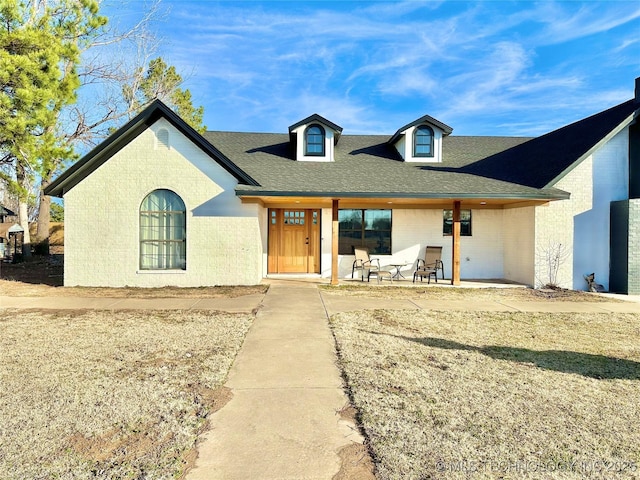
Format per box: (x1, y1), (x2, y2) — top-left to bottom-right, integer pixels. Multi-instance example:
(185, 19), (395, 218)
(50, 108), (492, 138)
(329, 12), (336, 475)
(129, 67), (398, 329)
(636, 77), (640, 103)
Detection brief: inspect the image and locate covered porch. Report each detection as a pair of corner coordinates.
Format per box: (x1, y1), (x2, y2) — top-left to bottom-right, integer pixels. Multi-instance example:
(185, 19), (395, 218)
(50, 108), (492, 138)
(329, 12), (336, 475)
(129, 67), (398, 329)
(240, 193), (554, 286)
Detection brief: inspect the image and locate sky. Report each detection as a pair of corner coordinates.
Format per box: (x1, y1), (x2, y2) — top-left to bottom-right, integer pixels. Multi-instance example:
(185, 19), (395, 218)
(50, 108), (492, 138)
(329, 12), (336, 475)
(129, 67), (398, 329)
(103, 0), (640, 138)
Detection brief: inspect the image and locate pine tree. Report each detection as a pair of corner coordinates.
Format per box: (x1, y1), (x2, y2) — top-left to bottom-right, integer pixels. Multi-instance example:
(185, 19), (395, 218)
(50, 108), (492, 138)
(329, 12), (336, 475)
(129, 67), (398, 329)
(1, 2), (204, 256)
(124, 57), (206, 133)
(0, 0), (99, 257)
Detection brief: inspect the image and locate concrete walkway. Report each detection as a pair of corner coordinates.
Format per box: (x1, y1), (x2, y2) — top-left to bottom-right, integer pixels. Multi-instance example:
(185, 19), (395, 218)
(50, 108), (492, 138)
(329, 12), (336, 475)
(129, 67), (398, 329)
(187, 282), (362, 480)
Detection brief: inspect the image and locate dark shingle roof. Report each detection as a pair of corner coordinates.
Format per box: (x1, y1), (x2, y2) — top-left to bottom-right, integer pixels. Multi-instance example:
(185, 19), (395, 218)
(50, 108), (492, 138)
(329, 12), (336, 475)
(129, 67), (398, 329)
(204, 98), (638, 199)
(204, 131), (567, 200)
(454, 99), (639, 189)
(288, 114), (343, 134)
(0, 205), (16, 217)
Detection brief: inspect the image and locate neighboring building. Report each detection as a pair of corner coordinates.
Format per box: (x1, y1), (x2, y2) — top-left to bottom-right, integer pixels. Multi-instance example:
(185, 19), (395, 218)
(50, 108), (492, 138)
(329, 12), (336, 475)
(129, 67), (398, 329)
(46, 78), (640, 292)
(0, 205), (16, 223)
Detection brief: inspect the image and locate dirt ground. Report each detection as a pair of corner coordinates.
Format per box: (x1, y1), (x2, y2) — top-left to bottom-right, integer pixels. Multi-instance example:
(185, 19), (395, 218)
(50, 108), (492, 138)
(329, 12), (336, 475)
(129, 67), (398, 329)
(0, 254), (64, 286)
(2, 255), (619, 303)
(1, 222), (64, 286)
(320, 282), (622, 302)
(0, 255), (267, 298)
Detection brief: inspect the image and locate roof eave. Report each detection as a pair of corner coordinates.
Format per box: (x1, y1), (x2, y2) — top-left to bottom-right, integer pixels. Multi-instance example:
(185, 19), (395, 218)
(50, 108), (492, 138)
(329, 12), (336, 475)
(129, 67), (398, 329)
(0, 205), (16, 216)
(288, 114), (344, 134)
(544, 108), (639, 188)
(388, 114), (454, 145)
(235, 189), (570, 201)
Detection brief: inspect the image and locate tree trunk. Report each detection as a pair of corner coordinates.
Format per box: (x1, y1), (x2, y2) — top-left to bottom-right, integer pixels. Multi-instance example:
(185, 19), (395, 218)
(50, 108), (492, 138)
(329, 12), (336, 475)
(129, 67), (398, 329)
(16, 163), (32, 260)
(18, 201), (31, 259)
(36, 174), (52, 255)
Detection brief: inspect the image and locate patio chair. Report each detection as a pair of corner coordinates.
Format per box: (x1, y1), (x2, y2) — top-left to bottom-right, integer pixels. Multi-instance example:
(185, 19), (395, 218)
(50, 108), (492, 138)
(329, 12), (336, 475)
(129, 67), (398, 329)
(413, 246), (444, 283)
(352, 247), (380, 281)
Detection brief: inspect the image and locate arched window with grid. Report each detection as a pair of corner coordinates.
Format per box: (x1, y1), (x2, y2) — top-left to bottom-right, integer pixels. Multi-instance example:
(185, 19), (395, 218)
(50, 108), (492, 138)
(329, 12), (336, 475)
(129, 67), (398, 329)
(413, 125), (434, 157)
(140, 189), (186, 270)
(305, 124), (325, 156)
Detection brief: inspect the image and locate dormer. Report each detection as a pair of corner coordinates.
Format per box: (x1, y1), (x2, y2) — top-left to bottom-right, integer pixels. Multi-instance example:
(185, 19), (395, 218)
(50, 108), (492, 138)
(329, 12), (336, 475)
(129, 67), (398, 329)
(388, 114), (453, 163)
(288, 114), (343, 162)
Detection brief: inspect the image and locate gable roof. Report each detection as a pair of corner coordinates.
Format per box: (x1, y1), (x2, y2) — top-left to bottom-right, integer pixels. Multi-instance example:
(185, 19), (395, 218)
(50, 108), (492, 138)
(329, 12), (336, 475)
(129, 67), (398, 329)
(0, 205), (16, 217)
(288, 113), (343, 134)
(288, 113), (343, 146)
(452, 99), (639, 189)
(45, 100), (258, 197)
(388, 114), (454, 145)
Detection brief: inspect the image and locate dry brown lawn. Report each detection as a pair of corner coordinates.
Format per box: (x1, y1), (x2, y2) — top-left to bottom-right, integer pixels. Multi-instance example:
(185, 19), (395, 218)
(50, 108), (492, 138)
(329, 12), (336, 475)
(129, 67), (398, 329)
(330, 309), (640, 479)
(321, 283), (621, 302)
(0, 256), (267, 298)
(0, 280), (268, 298)
(0, 309), (253, 479)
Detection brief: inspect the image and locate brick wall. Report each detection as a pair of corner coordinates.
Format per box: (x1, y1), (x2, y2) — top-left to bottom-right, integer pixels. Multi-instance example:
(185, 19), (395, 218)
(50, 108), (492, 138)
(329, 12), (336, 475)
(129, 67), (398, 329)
(611, 199), (640, 294)
(628, 200), (640, 294)
(64, 118), (263, 287)
(535, 127), (629, 290)
(503, 206), (535, 286)
(534, 157), (592, 289)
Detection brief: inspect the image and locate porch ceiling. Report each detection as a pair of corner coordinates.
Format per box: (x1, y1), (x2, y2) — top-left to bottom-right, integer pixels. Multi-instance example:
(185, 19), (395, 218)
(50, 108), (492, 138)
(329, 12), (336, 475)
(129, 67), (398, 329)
(238, 194), (550, 209)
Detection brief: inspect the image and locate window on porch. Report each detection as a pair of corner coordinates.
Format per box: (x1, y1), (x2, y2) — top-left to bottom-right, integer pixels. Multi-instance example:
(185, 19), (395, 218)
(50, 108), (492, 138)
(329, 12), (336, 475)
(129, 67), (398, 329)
(443, 209), (472, 236)
(338, 209), (391, 255)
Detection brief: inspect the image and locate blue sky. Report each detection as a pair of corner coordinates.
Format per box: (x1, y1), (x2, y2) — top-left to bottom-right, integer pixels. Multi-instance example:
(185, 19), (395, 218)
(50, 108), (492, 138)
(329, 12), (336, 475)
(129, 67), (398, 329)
(105, 0), (640, 137)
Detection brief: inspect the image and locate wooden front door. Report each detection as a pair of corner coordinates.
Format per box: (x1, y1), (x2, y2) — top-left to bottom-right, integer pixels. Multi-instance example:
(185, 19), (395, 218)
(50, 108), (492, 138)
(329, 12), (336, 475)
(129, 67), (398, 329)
(268, 209), (320, 273)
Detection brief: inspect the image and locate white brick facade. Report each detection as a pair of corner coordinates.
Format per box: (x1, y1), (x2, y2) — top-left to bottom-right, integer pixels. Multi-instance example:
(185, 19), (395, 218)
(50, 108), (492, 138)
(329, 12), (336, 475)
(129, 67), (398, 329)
(64, 119), (263, 287)
(503, 206), (535, 286)
(534, 127), (629, 290)
(533, 158), (592, 289)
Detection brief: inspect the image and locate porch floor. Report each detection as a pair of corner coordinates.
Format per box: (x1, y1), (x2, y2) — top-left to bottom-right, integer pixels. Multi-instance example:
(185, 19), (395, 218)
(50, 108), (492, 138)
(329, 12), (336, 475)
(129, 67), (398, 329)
(264, 275), (529, 289)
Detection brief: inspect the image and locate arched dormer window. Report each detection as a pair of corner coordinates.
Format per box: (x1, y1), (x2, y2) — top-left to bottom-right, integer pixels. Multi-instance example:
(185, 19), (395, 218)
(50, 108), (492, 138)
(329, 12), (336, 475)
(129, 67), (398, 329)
(413, 125), (434, 157)
(140, 189), (186, 270)
(305, 125), (325, 156)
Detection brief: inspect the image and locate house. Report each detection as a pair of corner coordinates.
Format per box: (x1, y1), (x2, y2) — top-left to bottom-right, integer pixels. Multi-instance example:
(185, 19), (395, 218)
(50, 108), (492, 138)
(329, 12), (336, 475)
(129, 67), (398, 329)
(0, 205), (16, 223)
(0, 205), (17, 258)
(45, 78), (640, 293)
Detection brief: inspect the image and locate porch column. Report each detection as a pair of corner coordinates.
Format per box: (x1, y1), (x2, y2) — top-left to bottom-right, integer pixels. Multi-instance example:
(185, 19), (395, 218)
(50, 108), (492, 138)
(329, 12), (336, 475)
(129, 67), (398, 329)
(331, 199), (339, 285)
(452, 200), (461, 286)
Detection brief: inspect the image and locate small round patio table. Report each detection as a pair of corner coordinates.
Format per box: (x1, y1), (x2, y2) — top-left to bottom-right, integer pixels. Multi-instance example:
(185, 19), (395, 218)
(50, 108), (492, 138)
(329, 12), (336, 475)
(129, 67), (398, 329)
(390, 263), (410, 280)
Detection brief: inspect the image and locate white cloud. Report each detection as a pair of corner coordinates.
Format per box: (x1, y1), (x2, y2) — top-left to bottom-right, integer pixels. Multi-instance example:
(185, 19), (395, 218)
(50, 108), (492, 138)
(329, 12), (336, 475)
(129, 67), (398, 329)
(614, 36), (640, 53)
(531, 1), (640, 45)
(101, 0), (638, 136)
